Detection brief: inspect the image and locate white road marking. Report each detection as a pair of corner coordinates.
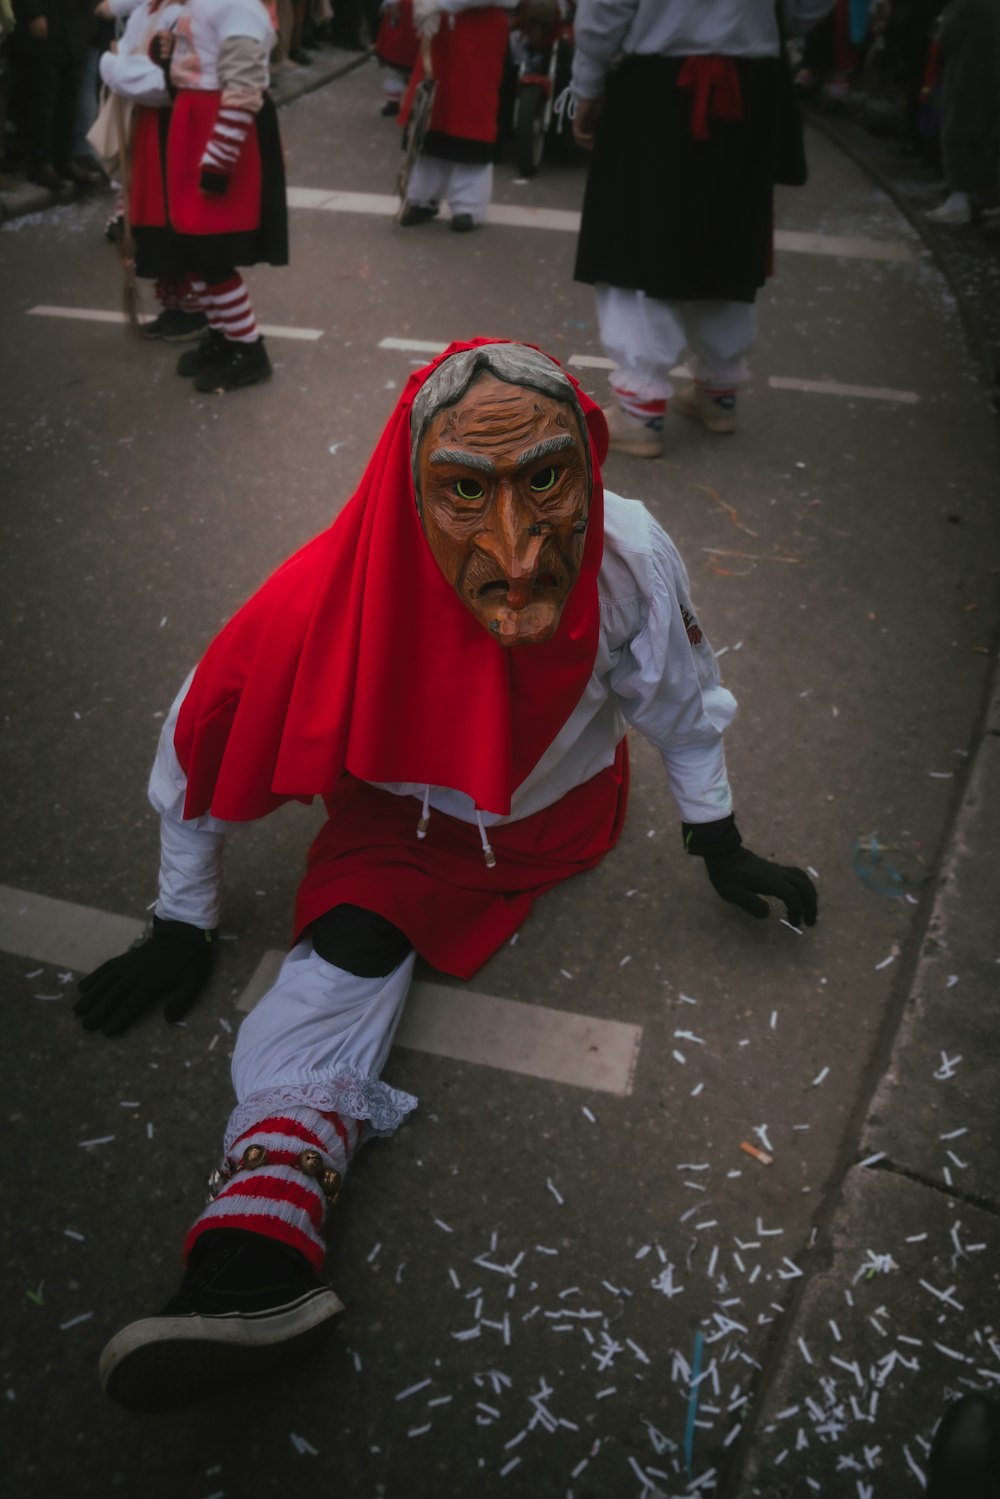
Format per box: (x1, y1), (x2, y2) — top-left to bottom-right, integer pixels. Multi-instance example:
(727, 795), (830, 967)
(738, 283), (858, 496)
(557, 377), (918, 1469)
(378, 336), (450, 354)
(286, 185), (915, 259)
(26, 306), (324, 340)
(0, 885), (144, 973)
(1, 884), (641, 1094)
(237, 949), (641, 1095)
(768, 375), (920, 403)
(774, 228), (913, 263)
(568, 355), (616, 370)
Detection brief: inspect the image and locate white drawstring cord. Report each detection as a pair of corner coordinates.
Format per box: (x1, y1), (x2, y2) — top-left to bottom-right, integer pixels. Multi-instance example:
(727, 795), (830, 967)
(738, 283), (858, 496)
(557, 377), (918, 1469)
(475, 809), (497, 869)
(416, 786), (431, 840)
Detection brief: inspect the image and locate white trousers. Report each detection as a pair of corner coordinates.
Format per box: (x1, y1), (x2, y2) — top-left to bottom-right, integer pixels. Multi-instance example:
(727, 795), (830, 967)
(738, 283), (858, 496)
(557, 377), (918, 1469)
(382, 65), (410, 100)
(406, 155), (493, 222)
(225, 939), (419, 1156)
(596, 285), (758, 402)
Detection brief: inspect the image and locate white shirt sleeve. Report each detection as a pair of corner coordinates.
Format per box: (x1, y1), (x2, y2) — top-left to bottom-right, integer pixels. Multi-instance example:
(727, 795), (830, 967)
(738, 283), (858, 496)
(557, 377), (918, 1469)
(148, 672), (229, 929)
(99, 48), (172, 103)
(571, 0), (639, 98)
(605, 511), (736, 823)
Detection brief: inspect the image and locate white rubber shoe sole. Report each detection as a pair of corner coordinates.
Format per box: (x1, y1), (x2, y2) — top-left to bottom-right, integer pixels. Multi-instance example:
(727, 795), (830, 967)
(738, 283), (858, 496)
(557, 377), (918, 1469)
(99, 1285), (345, 1412)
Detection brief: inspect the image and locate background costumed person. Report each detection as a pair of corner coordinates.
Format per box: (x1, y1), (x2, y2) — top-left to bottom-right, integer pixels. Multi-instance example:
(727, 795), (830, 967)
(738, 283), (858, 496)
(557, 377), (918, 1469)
(76, 340), (817, 1412)
(373, 0), (418, 114)
(151, 0), (288, 392)
(570, 0), (836, 456)
(397, 0), (516, 231)
(98, 0), (210, 344)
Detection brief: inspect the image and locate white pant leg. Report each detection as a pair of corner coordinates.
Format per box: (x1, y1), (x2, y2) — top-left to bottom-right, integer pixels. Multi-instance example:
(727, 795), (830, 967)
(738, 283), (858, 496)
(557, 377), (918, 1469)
(596, 285), (689, 403)
(406, 153), (450, 207)
(680, 301), (757, 389)
(226, 939), (418, 1154)
(383, 65), (409, 100)
(444, 161), (493, 222)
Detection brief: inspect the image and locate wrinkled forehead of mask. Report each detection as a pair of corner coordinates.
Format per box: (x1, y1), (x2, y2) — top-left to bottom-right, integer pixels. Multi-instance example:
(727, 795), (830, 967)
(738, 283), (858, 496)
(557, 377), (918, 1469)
(410, 344), (592, 508)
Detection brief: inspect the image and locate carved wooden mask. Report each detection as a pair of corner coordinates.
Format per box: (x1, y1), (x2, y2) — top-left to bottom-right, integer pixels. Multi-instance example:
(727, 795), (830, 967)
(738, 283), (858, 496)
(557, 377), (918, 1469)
(415, 372), (590, 646)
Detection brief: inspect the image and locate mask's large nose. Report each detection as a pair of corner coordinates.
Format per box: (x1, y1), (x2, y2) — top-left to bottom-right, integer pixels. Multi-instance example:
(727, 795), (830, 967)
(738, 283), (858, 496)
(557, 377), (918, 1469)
(475, 483), (546, 610)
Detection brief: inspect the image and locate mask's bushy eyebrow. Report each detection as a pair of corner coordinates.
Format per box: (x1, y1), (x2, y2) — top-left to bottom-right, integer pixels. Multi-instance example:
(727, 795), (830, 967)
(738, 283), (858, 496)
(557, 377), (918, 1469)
(427, 448), (497, 474)
(515, 434), (576, 467)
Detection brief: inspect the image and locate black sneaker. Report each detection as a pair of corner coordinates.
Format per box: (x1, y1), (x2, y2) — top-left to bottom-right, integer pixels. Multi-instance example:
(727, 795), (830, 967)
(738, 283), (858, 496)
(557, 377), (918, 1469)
(98, 1229), (344, 1412)
(450, 213), (476, 234)
(143, 309), (209, 343)
(399, 201), (439, 228)
(194, 335), (273, 393)
(176, 328), (227, 377)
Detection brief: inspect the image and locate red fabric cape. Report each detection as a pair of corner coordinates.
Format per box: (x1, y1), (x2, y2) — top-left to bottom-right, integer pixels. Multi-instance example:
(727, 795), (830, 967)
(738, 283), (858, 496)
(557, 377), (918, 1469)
(174, 339), (610, 823)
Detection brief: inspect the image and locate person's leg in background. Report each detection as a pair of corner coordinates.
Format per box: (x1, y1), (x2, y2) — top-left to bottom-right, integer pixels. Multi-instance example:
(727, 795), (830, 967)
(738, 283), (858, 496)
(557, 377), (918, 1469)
(673, 299), (757, 435)
(442, 159), (491, 231)
(595, 284), (688, 459)
(68, 40), (105, 183)
(400, 150), (447, 224)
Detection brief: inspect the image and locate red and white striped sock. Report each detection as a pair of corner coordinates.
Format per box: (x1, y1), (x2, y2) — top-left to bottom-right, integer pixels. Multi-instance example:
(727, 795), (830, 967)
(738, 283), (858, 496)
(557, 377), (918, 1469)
(155, 277), (197, 312)
(206, 273), (259, 343)
(185, 1107), (362, 1271)
(189, 276), (221, 328)
(613, 387), (667, 431)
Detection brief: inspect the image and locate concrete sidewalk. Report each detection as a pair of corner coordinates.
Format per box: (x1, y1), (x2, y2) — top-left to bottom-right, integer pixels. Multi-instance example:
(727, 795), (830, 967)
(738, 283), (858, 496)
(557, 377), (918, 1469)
(732, 682), (1000, 1495)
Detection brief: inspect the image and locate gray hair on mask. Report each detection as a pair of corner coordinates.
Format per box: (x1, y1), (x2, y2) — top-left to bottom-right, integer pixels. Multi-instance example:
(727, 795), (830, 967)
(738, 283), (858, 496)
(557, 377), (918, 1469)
(410, 343), (590, 509)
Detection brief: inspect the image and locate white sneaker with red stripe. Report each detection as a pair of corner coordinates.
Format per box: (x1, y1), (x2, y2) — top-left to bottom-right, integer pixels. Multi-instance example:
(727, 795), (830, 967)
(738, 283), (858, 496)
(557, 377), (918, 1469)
(602, 398), (664, 458)
(672, 382), (738, 435)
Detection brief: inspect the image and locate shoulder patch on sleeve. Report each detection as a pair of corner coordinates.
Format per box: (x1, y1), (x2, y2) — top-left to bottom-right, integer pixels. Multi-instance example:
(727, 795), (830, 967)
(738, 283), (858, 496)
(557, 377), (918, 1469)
(680, 603), (703, 646)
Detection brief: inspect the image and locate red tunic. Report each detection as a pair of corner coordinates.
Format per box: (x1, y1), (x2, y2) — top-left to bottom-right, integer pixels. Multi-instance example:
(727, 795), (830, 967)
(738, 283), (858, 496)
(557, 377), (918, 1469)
(399, 6), (510, 147)
(375, 0), (419, 72)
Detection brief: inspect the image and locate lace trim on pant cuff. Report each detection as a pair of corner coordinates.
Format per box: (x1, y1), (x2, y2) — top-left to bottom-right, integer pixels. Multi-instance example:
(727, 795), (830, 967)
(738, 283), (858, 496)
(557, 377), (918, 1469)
(224, 1072), (418, 1155)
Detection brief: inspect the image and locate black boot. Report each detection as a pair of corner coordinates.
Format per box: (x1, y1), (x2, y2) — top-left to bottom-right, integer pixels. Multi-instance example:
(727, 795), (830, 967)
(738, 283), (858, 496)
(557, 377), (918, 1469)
(176, 328), (228, 377)
(143, 309), (209, 343)
(926, 1393), (1000, 1499)
(194, 335), (273, 393)
(98, 1229), (344, 1412)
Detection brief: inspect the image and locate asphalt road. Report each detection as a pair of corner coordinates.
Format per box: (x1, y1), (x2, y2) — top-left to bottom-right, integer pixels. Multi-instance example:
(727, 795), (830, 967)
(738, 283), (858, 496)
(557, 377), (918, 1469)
(2, 55), (999, 1499)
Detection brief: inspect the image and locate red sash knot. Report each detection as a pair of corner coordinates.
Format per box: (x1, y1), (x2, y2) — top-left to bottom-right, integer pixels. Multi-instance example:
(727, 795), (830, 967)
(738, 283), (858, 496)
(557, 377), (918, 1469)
(676, 56), (743, 141)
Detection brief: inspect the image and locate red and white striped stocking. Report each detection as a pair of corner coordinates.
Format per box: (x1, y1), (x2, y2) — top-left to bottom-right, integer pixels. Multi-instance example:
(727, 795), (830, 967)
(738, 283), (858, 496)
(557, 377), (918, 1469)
(204, 273), (259, 343)
(186, 1107), (363, 1272)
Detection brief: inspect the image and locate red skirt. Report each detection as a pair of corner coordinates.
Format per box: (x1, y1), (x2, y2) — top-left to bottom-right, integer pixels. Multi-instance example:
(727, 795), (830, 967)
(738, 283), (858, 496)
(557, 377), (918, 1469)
(293, 743), (629, 979)
(167, 89), (263, 237)
(130, 105), (168, 229)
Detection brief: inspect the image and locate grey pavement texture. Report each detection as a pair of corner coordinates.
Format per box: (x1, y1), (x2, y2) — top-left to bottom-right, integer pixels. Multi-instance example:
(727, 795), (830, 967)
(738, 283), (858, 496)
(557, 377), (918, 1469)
(1, 50), (1000, 1499)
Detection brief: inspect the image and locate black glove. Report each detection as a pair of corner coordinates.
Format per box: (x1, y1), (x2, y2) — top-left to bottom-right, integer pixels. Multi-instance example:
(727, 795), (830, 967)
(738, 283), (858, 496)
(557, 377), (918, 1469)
(683, 815), (818, 928)
(74, 916), (215, 1036)
(198, 167), (229, 196)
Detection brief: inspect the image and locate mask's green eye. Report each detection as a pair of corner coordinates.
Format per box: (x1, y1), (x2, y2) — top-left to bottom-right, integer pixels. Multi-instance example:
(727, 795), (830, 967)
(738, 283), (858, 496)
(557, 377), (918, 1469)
(530, 465), (558, 493)
(454, 477), (485, 501)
